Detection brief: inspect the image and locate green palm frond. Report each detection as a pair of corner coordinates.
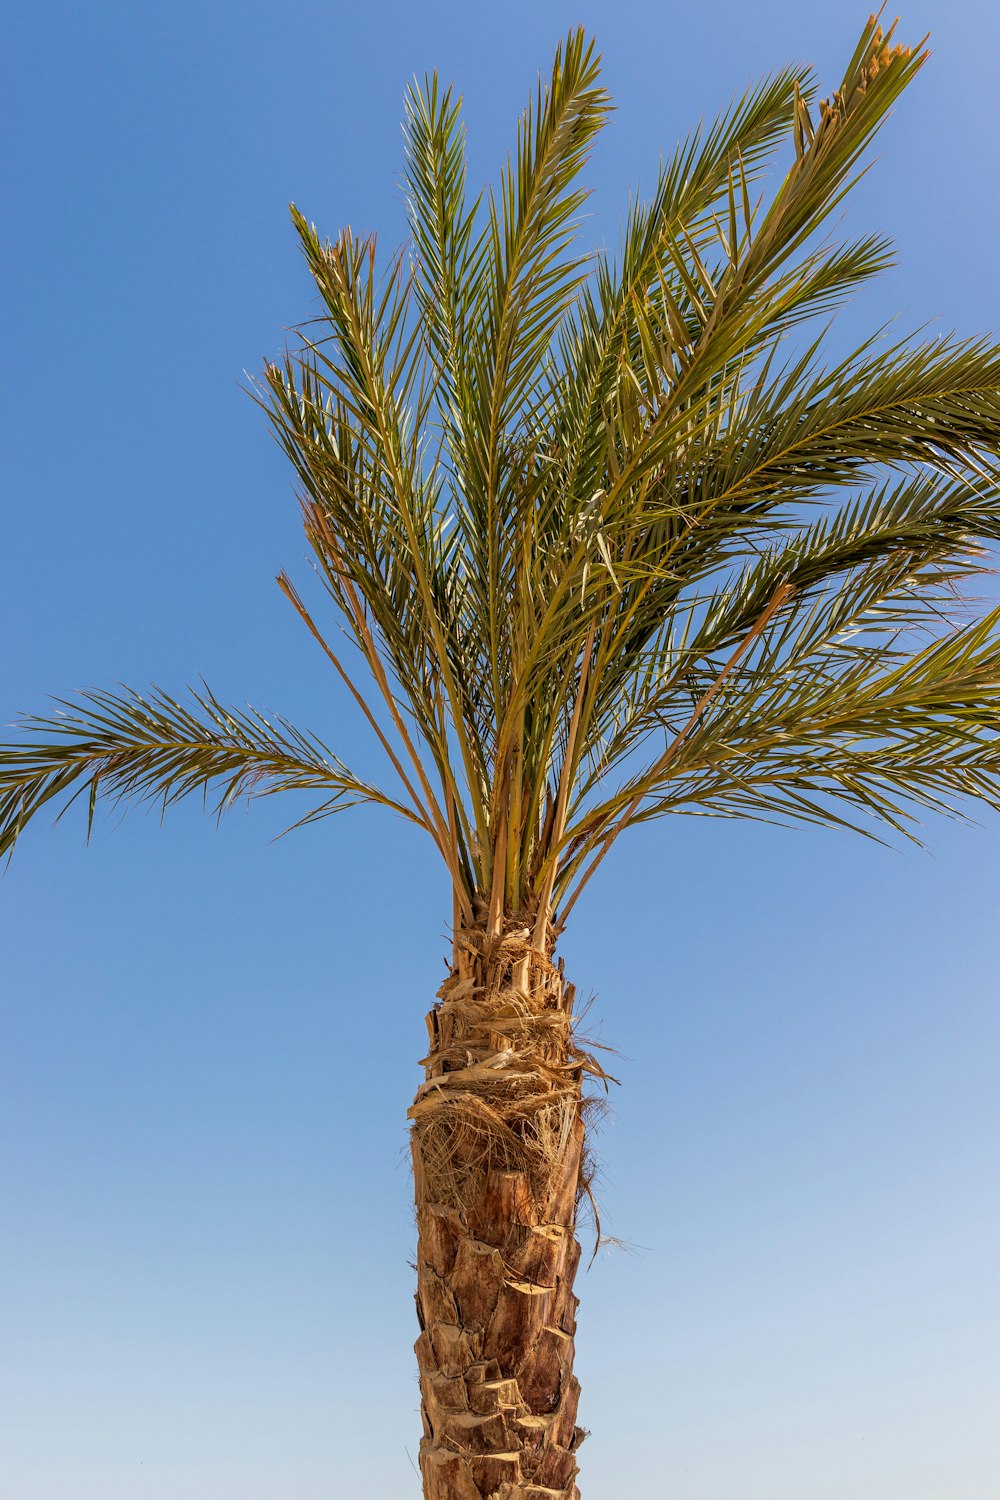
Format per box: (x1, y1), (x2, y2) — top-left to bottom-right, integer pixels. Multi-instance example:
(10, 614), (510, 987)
(559, 588), (1000, 905)
(642, 603), (1000, 832)
(8, 17), (1000, 944)
(0, 685), (419, 860)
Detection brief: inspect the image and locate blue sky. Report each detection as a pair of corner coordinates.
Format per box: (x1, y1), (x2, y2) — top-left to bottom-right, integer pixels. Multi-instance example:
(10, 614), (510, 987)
(3, 2), (999, 1497)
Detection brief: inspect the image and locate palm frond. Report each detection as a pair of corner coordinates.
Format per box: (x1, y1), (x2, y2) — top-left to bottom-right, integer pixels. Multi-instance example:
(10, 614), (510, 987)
(0, 685), (419, 859)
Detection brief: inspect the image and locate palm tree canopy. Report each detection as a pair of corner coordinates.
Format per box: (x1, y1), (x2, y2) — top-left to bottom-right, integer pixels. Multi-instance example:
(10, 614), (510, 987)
(6, 17), (1000, 941)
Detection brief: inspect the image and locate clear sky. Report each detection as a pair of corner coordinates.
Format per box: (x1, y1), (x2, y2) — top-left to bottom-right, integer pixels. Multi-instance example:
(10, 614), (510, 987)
(3, 2), (999, 1497)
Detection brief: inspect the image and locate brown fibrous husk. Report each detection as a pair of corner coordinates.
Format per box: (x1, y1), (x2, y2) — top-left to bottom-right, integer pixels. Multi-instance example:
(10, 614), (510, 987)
(409, 922), (614, 1218)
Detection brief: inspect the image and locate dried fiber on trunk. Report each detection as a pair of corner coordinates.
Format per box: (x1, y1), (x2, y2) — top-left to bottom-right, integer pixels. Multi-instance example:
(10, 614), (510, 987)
(410, 923), (609, 1500)
(410, 925), (609, 1215)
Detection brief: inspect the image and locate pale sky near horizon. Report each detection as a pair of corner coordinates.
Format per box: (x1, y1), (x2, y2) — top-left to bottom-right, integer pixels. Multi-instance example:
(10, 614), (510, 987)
(3, 2), (1000, 1497)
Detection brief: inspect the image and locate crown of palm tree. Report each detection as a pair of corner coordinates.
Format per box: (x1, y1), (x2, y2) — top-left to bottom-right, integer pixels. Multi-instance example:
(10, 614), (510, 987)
(5, 17), (1000, 947)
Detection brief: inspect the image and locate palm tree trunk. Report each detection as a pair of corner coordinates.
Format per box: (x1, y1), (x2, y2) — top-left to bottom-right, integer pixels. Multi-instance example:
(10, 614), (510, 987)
(409, 919), (592, 1499)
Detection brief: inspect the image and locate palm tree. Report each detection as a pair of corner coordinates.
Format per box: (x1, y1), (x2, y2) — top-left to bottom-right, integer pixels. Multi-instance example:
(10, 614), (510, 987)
(4, 15), (1000, 1497)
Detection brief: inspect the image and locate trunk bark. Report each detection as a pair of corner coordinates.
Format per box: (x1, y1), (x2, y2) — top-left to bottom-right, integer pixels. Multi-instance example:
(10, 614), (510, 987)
(409, 918), (592, 1500)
